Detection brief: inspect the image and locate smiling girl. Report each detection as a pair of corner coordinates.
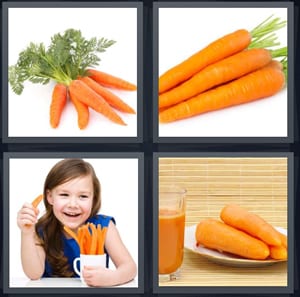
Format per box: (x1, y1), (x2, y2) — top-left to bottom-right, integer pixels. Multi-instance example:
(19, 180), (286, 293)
(17, 158), (137, 287)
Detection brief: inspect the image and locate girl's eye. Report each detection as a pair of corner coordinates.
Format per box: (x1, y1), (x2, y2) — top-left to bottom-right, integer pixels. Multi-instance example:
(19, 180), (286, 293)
(59, 193), (69, 197)
(79, 195), (89, 199)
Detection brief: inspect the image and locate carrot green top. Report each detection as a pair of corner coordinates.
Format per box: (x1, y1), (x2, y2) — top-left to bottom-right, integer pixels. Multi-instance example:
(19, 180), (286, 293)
(9, 29), (116, 95)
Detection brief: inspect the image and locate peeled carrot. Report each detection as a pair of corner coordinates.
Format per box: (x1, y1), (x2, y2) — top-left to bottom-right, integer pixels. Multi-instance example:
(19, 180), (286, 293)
(63, 226), (79, 244)
(278, 232), (287, 248)
(269, 245), (287, 260)
(195, 219), (270, 260)
(50, 83), (67, 128)
(159, 29), (251, 94)
(220, 204), (282, 247)
(69, 89), (90, 129)
(96, 224), (107, 255)
(159, 63), (285, 123)
(31, 194), (43, 208)
(89, 223), (98, 254)
(159, 48), (272, 109)
(69, 79), (126, 126)
(87, 69), (137, 91)
(79, 76), (136, 114)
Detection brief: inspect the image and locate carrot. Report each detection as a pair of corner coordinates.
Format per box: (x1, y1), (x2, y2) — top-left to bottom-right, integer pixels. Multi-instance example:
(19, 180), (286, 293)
(31, 194), (43, 208)
(69, 89), (90, 129)
(50, 83), (67, 128)
(159, 16), (286, 94)
(159, 48), (272, 109)
(95, 224), (106, 255)
(159, 29), (251, 94)
(269, 245), (287, 260)
(77, 226), (85, 254)
(69, 79), (126, 126)
(195, 219), (270, 260)
(87, 69), (137, 91)
(220, 204), (282, 247)
(89, 223), (98, 254)
(159, 63), (285, 123)
(277, 231), (287, 248)
(79, 76), (136, 114)
(63, 225), (79, 244)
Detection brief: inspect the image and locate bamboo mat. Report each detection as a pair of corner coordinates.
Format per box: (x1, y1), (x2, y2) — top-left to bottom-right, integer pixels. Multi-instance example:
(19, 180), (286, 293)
(158, 157), (288, 287)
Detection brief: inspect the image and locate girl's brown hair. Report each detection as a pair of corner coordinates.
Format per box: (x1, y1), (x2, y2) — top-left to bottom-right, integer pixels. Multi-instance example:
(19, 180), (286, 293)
(35, 158), (101, 277)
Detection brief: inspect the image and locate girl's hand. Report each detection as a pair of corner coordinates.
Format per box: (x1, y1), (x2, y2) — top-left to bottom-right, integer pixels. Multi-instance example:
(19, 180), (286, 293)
(82, 265), (115, 287)
(17, 202), (39, 233)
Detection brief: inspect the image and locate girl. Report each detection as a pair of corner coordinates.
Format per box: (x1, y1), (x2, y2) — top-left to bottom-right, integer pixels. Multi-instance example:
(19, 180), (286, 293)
(17, 158), (137, 287)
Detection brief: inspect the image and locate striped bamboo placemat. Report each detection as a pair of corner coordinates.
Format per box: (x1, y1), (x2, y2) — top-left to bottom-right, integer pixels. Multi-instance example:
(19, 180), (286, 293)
(158, 157), (288, 287)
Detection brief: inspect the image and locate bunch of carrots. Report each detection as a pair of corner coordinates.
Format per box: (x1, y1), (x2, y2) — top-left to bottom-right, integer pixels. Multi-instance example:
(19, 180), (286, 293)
(9, 29), (136, 129)
(158, 15), (287, 123)
(64, 223), (107, 255)
(195, 204), (287, 261)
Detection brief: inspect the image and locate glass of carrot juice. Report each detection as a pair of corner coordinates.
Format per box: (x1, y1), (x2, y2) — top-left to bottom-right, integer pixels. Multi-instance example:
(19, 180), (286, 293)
(159, 186), (186, 281)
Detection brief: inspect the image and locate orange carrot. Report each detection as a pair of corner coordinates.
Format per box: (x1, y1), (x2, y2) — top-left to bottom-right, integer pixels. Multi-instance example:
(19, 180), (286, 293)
(159, 29), (251, 94)
(69, 79), (126, 126)
(77, 226), (84, 254)
(69, 89), (90, 129)
(89, 223), (98, 254)
(159, 63), (285, 123)
(31, 194), (43, 208)
(97, 225), (107, 255)
(63, 226), (79, 244)
(159, 48), (272, 109)
(269, 245), (287, 260)
(195, 219), (270, 260)
(220, 204), (282, 246)
(87, 69), (137, 91)
(79, 76), (136, 114)
(50, 83), (67, 128)
(277, 231), (287, 248)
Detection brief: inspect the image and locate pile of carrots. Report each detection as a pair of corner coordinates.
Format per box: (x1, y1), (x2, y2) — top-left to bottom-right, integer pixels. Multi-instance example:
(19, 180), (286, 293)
(64, 223), (107, 255)
(51, 70), (136, 129)
(158, 16), (287, 123)
(195, 204), (287, 261)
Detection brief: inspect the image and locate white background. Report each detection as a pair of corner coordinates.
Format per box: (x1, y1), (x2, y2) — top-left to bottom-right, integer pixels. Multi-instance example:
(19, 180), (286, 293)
(8, 157), (139, 283)
(8, 7), (138, 137)
(158, 7), (288, 138)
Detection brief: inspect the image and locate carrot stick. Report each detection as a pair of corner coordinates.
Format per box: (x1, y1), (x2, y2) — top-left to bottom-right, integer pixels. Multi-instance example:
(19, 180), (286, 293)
(195, 219), (270, 260)
(69, 89), (90, 129)
(89, 223), (98, 254)
(159, 63), (285, 123)
(101, 227), (107, 255)
(87, 69), (137, 91)
(69, 79), (126, 126)
(220, 204), (282, 246)
(63, 226), (79, 244)
(96, 225), (107, 255)
(79, 76), (136, 114)
(77, 226), (84, 254)
(31, 194), (43, 208)
(159, 48), (272, 109)
(269, 245), (287, 260)
(50, 83), (67, 128)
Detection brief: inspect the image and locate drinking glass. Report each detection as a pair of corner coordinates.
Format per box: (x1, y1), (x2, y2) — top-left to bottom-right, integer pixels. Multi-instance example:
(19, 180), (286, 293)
(158, 186), (186, 281)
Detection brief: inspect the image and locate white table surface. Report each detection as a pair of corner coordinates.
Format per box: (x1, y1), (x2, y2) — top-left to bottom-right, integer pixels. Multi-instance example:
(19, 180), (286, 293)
(10, 276), (138, 288)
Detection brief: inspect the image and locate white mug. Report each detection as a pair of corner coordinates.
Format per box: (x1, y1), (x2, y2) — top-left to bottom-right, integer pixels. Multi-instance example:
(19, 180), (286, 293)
(73, 254), (107, 285)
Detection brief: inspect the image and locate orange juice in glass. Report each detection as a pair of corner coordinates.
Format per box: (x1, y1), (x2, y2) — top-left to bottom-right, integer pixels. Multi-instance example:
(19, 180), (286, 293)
(159, 186), (186, 281)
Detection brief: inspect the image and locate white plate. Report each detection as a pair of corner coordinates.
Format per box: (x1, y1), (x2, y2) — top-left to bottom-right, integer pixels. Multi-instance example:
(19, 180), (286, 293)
(184, 225), (287, 268)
